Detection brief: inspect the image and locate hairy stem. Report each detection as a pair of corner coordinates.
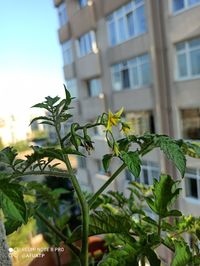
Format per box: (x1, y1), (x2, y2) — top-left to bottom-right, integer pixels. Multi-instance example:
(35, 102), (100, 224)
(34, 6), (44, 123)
(54, 122), (89, 266)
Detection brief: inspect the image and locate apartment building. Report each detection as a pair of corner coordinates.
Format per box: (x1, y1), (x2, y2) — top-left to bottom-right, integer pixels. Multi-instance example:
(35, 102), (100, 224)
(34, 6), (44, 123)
(53, 0), (200, 220)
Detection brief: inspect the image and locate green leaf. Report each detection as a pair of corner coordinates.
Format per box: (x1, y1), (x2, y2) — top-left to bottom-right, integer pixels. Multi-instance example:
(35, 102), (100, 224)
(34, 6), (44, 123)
(155, 135), (186, 177)
(146, 174), (181, 217)
(102, 154), (113, 172)
(0, 179), (27, 223)
(121, 151), (141, 178)
(64, 85), (72, 105)
(30, 116), (53, 126)
(70, 211), (133, 243)
(171, 241), (192, 266)
(0, 147), (17, 165)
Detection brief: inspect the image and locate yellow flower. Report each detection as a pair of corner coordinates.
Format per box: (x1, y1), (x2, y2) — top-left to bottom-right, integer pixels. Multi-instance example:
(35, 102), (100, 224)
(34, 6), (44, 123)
(106, 107), (124, 132)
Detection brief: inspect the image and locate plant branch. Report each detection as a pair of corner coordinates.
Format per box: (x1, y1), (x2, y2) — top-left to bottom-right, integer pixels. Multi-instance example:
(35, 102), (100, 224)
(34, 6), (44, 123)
(88, 163), (126, 208)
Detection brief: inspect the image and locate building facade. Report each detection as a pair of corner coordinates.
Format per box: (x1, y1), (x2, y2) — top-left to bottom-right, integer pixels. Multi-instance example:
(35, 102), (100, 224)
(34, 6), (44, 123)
(53, 0), (200, 226)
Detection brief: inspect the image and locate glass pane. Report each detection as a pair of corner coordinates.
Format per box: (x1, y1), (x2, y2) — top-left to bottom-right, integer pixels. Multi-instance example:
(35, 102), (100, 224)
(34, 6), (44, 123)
(89, 79), (101, 97)
(135, 5), (147, 34)
(173, 0), (185, 12)
(79, 36), (85, 56)
(118, 17), (126, 42)
(122, 69), (130, 89)
(189, 38), (200, 48)
(141, 63), (151, 85)
(188, 0), (200, 6)
(108, 21), (117, 46)
(112, 71), (122, 91)
(66, 79), (78, 98)
(190, 49), (200, 76)
(131, 66), (139, 87)
(188, 178), (198, 198)
(143, 169), (149, 185)
(177, 54), (187, 77)
(127, 12), (135, 37)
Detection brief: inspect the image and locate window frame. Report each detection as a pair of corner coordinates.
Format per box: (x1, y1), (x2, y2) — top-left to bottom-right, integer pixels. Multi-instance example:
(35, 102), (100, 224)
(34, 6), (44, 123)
(76, 31), (97, 57)
(172, 0), (200, 14)
(111, 53), (151, 91)
(185, 168), (200, 200)
(62, 40), (74, 65)
(107, 0), (147, 47)
(58, 2), (68, 27)
(87, 78), (102, 97)
(175, 38), (200, 80)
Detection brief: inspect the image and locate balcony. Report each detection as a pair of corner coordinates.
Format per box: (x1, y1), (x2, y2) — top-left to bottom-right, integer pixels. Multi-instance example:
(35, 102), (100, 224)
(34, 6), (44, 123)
(58, 23), (71, 43)
(81, 96), (105, 120)
(53, 0), (63, 7)
(103, 0), (130, 15)
(168, 5), (200, 43)
(113, 87), (154, 112)
(63, 63), (76, 80)
(76, 52), (101, 80)
(70, 4), (96, 38)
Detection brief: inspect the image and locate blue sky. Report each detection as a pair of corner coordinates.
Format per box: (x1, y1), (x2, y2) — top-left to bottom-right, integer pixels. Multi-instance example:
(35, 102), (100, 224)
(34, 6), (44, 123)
(0, 1), (64, 116)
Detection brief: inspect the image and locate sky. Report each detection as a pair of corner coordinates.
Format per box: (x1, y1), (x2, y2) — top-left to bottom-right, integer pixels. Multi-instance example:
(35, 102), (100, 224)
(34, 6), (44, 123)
(0, 1), (65, 118)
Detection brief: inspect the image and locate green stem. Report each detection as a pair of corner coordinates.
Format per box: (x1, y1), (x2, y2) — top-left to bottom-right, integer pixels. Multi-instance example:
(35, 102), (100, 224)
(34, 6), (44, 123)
(158, 216), (162, 237)
(88, 163), (126, 208)
(54, 122), (89, 266)
(64, 155), (89, 266)
(13, 170), (72, 179)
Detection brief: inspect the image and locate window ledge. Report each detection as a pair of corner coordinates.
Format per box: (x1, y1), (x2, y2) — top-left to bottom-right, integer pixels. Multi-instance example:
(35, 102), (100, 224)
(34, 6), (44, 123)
(113, 85), (152, 92)
(175, 75), (200, 82)
(109, 32), (148, 48)
(184, 197), (200, 204)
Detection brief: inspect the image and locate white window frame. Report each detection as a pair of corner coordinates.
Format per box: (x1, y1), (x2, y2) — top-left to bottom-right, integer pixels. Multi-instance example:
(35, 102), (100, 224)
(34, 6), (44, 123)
(111, 53), (151, 91)
(62, 40), (74, 65)
(107, 0), (147, 47)
(58, 2), (68, 27)
(76, 31), (97, 57)
(172, 0), (200, 14)
(185, 168), (200, 200)
(176, 38), (200, 80)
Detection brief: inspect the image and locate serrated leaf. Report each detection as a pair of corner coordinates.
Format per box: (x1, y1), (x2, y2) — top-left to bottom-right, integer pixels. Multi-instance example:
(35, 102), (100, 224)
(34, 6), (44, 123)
(171, 241), (192, 266)
(102, 154), (113, 172)
(146, 174), (181, 218)
(64, 85), (72, 105)
(155, 135), (186, 177)
(121, 151), (141, 178)
(0, 179), (27, 223)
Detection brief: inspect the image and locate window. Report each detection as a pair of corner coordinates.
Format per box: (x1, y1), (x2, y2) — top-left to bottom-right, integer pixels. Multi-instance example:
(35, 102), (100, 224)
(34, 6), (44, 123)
(111, 54), (151, 90)
(62, 40), (73, 65)
(107, 0), (147, 46)
(181, 109), (200, 140)
(77, 31), (97, 57)
(185, 168), (200, 199)
(126, 111), (155, 135)
(125, 161), (160, 185)
(172, 0), (200, 13)
(79, 0), (88, 8)
(58, 2), (68, 27)
(88, 78), (102, 97)
(78, 156), (87, 168)
(176, 38), (200, 79)
(66, 79), (78, 98)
